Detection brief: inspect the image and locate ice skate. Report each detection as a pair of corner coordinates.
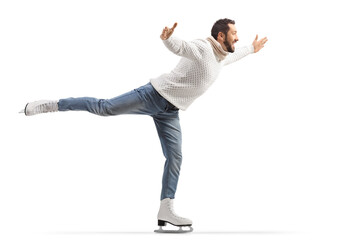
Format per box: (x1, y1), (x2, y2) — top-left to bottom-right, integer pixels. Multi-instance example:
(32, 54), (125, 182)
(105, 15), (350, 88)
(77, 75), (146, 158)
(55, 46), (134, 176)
(20, 100), (58, 116)
(154, 198), (193, 233)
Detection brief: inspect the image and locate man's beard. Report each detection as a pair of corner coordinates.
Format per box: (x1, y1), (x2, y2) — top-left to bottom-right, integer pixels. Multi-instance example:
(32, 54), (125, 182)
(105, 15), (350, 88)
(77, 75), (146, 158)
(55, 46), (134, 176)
(224, 34), (234, 53)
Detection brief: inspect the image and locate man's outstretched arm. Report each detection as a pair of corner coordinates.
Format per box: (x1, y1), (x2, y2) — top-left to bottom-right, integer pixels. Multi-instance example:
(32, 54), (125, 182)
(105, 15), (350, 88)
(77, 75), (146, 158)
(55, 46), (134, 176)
(160, 22), (202, 60)
(223, 34), (268, 66)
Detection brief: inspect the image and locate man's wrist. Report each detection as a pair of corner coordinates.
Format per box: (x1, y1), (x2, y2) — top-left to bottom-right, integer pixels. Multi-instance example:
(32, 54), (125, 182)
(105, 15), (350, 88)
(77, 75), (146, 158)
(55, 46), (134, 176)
(250, 44), (255, 53)
(163, 36), (173, 41)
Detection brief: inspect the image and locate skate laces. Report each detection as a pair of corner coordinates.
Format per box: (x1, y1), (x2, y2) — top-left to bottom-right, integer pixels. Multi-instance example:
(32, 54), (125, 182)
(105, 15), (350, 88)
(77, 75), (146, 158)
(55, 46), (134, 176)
(37, 102), (58, 113)
(167, 201), (187, 220)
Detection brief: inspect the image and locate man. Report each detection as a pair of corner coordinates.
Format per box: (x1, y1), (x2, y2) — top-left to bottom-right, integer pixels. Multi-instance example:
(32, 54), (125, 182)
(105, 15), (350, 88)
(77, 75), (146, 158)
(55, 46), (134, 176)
(20, 18), (267, 233)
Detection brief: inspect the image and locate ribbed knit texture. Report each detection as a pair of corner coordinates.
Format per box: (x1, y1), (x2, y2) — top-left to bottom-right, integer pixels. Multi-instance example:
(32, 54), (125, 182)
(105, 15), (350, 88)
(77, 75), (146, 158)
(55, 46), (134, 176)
(150, 36), (254, 110)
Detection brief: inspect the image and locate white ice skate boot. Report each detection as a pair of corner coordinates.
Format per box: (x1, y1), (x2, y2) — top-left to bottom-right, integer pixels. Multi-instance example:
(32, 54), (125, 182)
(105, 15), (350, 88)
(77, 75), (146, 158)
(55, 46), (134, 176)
(20, 100), (58, 116)
(154, 198), (193, 233)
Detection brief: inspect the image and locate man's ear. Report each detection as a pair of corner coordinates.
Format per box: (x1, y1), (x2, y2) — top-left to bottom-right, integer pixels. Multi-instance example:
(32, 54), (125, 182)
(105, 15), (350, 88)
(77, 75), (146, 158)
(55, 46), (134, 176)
(217, 32), (225, 42)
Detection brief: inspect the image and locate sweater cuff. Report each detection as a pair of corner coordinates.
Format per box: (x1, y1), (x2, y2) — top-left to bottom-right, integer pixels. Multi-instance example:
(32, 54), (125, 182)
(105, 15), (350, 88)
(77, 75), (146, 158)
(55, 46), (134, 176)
(163, 36), (174, 42)
(249, 44), (255, 53)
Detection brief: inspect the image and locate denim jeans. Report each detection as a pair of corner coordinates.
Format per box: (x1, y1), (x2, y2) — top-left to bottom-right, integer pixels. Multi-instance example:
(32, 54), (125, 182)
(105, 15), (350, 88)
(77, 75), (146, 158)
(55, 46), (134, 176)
(58, 82), (181, 200)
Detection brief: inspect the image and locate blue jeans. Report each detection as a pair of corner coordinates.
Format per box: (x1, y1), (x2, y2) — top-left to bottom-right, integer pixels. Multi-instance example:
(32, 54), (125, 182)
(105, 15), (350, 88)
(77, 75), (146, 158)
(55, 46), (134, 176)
(58, 82), (181, 200)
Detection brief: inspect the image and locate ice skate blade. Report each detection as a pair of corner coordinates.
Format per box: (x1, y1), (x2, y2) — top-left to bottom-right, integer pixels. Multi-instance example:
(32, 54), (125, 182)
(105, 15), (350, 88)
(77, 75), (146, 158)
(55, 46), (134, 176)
(154, 226), (193, 234)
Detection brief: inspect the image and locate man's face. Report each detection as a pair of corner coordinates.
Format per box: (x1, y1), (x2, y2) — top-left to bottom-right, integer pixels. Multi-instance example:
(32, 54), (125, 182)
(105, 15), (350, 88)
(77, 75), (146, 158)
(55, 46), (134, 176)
(221, 24), (239, 53)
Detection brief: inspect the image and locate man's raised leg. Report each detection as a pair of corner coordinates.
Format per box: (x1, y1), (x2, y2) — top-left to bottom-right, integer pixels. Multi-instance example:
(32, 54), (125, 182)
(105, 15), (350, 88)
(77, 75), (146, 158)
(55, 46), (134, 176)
(22, 83), (161, 117)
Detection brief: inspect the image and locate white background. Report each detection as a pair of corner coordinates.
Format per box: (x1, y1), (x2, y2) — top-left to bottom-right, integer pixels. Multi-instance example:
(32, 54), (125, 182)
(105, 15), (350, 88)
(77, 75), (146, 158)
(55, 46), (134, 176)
(1, 0), (359, 240)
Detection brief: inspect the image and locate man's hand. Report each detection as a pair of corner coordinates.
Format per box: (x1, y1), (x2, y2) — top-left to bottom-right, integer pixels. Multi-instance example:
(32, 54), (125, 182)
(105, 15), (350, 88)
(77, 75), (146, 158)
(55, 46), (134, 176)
(160, 22), (177, 40)
(252, 34), (268, 53)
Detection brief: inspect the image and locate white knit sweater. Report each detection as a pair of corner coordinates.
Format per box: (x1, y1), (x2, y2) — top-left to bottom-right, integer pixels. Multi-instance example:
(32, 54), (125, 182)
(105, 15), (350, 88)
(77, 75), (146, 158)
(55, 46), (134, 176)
(150, 36), (254, 110)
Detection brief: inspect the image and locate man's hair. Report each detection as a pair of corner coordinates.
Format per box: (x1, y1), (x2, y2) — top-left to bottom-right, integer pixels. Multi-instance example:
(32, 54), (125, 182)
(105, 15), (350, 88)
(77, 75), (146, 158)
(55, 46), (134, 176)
(211, 18), (235, 40)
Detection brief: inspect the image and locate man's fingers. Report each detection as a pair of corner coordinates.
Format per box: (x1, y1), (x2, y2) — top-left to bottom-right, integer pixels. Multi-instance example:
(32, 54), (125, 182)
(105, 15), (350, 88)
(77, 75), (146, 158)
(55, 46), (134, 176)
(162, 22), (177, 35)
(262, 38), (268, 45)
(255, 34), (258, 41)
(171, 22), (178, 30)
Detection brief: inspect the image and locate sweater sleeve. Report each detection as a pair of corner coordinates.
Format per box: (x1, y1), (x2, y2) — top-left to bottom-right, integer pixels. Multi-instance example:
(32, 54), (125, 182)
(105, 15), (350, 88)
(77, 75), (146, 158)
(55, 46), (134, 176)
(222, 45), (254, 66)
(162, 36), (202, 60)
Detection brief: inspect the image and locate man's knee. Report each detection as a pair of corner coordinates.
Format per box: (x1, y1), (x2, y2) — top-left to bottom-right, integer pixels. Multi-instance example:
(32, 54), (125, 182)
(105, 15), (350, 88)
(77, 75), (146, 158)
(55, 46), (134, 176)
(97, 99), (113, 116)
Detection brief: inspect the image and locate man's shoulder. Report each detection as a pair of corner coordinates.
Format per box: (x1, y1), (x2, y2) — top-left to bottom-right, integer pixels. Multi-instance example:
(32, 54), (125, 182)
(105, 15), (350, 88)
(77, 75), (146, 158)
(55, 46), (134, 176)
(190, 38), (212, 55)
(191, 38), (210, 46)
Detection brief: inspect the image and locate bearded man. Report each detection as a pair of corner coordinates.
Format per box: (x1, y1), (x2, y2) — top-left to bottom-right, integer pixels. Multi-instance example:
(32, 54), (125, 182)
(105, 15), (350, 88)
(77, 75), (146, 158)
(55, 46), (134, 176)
(21, 18), (267, 233)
